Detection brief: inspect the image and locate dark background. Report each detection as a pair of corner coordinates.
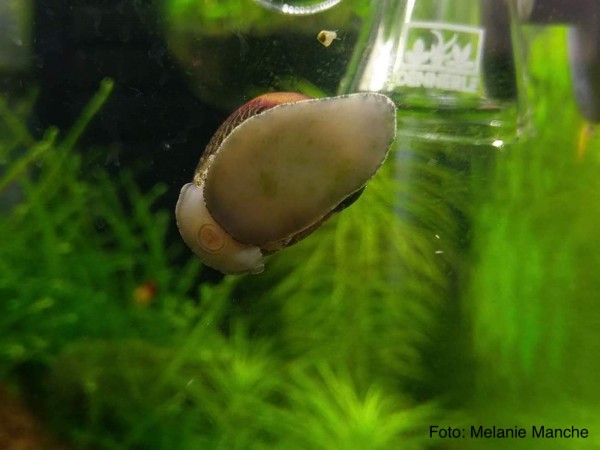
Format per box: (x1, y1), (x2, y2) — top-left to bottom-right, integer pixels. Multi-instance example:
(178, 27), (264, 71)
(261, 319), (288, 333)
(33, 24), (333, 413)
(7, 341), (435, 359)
(32, 0), (222, 211)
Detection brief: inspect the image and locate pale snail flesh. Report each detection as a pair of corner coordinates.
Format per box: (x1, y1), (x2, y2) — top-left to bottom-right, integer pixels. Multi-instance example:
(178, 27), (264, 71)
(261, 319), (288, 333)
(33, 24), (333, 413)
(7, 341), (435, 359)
(175, 92), (397, 275)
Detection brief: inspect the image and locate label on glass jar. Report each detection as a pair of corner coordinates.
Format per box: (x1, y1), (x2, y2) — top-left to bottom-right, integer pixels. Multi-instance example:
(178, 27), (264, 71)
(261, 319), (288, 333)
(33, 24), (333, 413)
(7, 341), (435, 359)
(394, 21), (485, 94)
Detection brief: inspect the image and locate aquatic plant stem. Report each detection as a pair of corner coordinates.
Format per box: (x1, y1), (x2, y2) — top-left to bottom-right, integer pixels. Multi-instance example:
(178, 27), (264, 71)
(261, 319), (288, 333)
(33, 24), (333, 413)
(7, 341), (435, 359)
(61, 78), (114, 152)
(0, 96), (35, 147)
(26, 79), (114, 206)
(0, 128), (58, 195)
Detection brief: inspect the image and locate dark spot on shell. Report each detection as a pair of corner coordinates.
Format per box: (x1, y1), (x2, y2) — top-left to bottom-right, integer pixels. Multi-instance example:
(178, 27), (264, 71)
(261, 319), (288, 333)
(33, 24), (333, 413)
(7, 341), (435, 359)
(258, 170), (278, 198)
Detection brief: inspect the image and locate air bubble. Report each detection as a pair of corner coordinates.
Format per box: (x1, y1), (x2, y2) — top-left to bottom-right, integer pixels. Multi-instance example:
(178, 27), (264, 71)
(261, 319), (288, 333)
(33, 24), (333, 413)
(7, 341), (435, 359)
(253, 0), (343, 15)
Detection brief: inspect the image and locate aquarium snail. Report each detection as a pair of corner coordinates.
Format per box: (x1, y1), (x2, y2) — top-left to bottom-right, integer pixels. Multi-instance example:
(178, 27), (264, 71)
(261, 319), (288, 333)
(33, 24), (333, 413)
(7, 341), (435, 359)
(176, 92), (396, 274)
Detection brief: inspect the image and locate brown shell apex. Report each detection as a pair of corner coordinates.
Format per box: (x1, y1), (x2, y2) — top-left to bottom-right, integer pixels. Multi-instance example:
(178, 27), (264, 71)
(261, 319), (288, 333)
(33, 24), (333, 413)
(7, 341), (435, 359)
(193, 92), (312, 187)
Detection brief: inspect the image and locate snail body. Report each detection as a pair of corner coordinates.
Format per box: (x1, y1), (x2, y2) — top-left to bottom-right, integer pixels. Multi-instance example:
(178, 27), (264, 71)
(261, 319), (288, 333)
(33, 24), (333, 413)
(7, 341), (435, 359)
(176, 92), (396, 274)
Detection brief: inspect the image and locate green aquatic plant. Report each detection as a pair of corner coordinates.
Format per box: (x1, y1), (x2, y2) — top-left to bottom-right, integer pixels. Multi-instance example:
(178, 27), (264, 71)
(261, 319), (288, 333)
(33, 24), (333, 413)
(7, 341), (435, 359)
(461, 27), (600, 448)
(274, 364), (440, 450)
(0, 79), (204, 373)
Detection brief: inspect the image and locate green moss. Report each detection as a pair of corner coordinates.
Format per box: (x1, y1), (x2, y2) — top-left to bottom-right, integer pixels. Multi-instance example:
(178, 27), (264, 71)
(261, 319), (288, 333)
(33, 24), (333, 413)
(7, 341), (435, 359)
(0, 79), (203, 371)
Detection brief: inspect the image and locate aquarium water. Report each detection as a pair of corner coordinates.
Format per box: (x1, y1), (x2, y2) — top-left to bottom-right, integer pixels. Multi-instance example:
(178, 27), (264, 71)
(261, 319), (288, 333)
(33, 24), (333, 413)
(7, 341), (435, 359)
(1, 1), (600, 450)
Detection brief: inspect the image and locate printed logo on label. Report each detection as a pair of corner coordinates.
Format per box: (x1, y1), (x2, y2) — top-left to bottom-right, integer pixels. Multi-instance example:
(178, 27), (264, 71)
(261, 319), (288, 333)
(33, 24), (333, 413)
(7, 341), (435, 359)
(395, 21), (485, 94)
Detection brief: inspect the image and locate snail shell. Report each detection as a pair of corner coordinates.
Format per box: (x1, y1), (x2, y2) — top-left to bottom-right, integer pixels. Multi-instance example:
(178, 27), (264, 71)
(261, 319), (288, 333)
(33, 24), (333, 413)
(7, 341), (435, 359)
(317, 30), (338, 47)
(176, 92), (396, 274)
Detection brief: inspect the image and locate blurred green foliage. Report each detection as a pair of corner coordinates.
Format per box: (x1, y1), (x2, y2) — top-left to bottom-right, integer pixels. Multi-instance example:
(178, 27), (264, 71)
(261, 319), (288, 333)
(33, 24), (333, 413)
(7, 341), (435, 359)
(0, 79), (204, 372)
(165, 0), (371, 36)
(0, 25), (599, 450)
(462, 28), (600, 449)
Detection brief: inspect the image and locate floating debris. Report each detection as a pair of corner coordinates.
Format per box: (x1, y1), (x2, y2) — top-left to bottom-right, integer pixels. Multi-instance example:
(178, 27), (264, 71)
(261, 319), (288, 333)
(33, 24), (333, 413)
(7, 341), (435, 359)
(317, 30), (338, 47)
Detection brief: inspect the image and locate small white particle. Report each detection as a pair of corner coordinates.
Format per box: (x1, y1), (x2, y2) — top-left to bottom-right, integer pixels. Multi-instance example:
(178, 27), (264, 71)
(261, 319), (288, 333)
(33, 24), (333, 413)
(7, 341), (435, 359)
(435, 250), (444, 254)
(435, 234), (440, 239)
